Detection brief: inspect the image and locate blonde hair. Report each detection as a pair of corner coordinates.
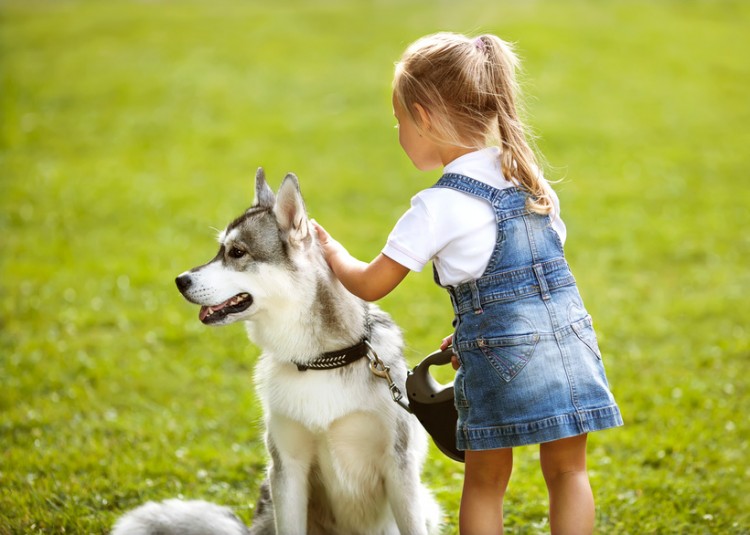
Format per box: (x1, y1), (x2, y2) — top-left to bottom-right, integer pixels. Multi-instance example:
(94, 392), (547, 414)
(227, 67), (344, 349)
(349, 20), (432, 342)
(393, 32), (553, 214)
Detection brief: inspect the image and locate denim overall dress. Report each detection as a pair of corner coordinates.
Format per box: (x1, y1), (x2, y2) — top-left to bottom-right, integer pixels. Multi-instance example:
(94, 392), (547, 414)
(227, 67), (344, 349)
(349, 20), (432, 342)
(433, 174), (623, 450)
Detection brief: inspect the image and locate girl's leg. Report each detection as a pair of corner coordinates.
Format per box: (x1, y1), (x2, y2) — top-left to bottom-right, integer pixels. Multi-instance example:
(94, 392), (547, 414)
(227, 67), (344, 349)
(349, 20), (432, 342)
(539, 434), (594, 535)
(460, 448), (513, 535)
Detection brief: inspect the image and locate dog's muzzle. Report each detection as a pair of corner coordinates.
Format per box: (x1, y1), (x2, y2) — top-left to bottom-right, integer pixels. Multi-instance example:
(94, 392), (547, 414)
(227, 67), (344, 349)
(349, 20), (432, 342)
(175, 274), (254, 325)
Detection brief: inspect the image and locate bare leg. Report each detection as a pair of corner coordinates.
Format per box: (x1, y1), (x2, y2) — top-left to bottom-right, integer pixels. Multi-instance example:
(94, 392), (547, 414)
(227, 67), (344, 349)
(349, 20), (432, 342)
(540, 434), (594, 535)
(460, 448), (513, 535)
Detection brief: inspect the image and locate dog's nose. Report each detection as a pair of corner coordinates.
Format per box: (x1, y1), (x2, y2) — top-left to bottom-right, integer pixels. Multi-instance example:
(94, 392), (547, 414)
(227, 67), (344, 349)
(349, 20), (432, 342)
(175, 274), (192, 293)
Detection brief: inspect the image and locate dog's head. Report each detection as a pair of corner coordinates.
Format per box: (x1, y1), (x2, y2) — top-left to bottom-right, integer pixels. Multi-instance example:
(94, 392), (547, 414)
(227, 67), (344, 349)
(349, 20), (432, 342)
(175, 167), (316, 326)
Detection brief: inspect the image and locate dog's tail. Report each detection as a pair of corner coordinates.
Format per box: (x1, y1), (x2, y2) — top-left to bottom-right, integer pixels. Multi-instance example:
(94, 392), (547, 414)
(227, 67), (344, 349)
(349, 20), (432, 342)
(111, 499), (252, 535)
(112, 480), (274, 535)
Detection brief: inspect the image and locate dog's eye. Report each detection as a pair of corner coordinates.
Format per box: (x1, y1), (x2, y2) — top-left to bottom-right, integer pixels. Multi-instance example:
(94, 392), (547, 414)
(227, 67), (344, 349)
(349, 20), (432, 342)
(228, 247), (246, 259)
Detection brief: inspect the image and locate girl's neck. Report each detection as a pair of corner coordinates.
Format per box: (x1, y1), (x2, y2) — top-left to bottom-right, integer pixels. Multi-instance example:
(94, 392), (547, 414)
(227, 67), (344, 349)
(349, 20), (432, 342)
(439, 145), (478, 167)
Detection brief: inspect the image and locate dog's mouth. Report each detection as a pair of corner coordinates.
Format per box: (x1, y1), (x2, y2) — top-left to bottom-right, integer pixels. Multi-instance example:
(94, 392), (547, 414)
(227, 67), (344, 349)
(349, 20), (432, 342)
(199, 293), (253, 324)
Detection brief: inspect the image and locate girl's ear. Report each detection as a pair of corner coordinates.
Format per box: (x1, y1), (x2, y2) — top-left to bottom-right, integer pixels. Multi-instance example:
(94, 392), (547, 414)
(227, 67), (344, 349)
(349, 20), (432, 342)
(413, 102), (431, 131)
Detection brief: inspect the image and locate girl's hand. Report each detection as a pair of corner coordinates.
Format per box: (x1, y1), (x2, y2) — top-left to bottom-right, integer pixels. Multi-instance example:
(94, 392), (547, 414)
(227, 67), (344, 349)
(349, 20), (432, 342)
(310, 219), (410, 302)
(311, 219), (346, 267)
(440, 333), (460, 370)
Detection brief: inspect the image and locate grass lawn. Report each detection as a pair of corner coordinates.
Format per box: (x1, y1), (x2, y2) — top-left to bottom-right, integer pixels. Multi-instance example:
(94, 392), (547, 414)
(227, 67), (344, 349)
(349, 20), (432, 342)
(1, 0), (749, 533)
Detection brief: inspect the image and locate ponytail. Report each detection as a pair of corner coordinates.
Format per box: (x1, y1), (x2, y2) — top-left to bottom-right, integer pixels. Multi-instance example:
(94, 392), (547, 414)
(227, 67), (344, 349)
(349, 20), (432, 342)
(394, 32), (553, 215)
(478, 35), (553, 215)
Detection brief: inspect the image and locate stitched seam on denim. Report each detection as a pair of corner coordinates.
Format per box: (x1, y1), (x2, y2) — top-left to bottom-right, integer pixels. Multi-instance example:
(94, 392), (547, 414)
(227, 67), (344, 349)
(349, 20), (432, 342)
(451, 272), (576, 314)
(433, 174), (502, 278)
(452, 282), (577, 314)
(461, 405), (623, 436)
(432, 174), (527, 278)
(454, 258), (569, 288)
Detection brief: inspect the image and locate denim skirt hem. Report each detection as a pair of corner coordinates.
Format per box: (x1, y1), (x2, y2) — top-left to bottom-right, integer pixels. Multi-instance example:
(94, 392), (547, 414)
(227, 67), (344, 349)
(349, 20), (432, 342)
(457, 404), (623, 450)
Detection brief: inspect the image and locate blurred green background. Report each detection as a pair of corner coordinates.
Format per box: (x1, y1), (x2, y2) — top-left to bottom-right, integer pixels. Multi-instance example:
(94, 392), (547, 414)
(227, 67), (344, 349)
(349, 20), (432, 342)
(1, 0), (748, 533)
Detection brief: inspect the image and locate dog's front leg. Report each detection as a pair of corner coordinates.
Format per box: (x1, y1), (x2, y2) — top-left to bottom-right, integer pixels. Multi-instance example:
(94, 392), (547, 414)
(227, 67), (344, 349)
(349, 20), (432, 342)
(385, 464), (429, 535)
(384, 423), (438, 535)
(267, 415), (316, 534)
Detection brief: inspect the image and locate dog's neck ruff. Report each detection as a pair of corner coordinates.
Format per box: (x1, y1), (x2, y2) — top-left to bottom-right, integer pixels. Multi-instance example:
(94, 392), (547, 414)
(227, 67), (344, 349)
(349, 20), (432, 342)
(294, 339), (370, 372)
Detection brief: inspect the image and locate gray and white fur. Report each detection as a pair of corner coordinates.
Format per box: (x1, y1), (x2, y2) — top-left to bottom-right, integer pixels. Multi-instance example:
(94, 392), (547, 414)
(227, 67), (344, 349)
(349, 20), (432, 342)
(112, 169), (441, 535)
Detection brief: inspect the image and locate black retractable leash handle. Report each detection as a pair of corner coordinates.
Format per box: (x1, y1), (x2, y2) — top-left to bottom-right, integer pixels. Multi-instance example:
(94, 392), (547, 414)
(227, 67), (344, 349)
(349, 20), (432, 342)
(405, 348), (465, 463)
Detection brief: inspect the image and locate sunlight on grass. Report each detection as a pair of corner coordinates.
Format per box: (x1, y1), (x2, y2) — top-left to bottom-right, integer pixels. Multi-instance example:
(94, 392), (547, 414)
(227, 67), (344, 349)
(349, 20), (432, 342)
(2, 1), (749, 533)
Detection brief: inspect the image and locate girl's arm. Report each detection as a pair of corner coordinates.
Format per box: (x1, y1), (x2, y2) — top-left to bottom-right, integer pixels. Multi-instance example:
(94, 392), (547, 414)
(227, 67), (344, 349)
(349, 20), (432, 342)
(313, 221), (409, 302)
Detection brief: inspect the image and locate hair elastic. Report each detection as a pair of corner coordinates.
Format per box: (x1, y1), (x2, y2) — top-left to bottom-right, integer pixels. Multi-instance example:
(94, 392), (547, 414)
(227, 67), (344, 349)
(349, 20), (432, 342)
(474, 36), (485, 52)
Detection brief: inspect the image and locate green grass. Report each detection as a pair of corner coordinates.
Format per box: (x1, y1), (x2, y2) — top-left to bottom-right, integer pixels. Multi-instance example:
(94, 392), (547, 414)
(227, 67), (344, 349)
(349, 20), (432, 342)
(1, 0), (749, 533)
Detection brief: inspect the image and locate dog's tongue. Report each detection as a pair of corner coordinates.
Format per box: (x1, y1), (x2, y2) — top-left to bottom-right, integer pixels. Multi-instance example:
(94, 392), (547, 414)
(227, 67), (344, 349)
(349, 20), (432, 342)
(198, 299), (231, 321)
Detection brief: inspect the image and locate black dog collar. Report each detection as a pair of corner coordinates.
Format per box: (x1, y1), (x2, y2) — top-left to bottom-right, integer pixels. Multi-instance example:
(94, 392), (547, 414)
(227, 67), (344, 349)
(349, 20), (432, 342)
(294, 339), (370, 371)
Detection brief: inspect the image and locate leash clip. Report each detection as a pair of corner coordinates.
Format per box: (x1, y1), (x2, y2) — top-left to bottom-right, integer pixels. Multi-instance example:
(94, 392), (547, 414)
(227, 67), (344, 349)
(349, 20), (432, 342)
(365, 340), (408, 408)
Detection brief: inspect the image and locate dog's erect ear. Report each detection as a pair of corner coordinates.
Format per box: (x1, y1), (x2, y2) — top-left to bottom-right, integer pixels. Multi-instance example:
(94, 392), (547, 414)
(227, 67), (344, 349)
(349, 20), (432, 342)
(274, 173), (311, 245)
(254, 167), (275, 208)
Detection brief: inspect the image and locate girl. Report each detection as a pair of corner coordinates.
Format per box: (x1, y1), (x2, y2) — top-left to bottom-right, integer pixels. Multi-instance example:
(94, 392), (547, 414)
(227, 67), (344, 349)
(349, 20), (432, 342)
(314, 32), (622, 535)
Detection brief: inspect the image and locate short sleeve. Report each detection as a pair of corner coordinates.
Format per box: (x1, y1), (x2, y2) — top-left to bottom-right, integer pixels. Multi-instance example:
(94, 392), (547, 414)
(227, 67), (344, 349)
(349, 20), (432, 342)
(382, 195), (437, 273)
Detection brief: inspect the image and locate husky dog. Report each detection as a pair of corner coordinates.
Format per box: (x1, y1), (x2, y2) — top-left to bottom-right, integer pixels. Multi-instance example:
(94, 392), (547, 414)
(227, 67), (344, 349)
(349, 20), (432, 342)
(112, 169), (441, 535)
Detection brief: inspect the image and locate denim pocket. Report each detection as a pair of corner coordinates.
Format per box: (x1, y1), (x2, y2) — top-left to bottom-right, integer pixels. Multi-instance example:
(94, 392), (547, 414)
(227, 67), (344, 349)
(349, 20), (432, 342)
(478, 333), (540, 383)
(571, 316), (602, 360)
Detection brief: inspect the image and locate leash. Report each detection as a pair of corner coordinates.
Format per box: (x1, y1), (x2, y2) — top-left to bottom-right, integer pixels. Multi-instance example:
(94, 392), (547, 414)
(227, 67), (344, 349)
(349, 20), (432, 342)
(293, 321), (463, 461)
(364, 340), (411, 413)
(291, 309), (412, 412)
(293, 337), (411, 413)
(290, 308), (462, 461)
(369, 342), (464, 462)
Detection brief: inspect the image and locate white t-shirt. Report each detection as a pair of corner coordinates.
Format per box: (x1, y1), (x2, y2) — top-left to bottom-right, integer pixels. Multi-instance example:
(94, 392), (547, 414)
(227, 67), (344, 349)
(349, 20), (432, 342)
(382, 147), (566, 286)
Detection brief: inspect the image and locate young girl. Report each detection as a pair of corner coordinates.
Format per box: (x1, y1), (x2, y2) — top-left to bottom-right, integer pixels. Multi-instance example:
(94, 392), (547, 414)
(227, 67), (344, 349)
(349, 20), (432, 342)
(314, 32), (622, 535)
